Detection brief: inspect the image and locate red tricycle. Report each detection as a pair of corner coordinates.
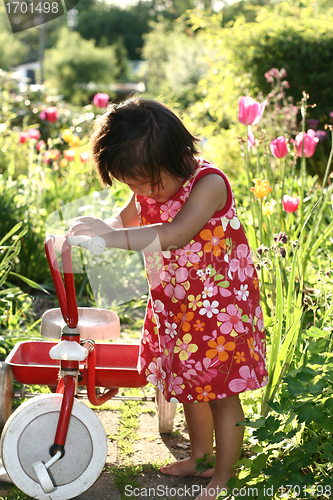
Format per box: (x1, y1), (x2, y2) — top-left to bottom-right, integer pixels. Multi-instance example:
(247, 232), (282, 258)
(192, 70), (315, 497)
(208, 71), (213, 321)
(0, 235), (175, 499)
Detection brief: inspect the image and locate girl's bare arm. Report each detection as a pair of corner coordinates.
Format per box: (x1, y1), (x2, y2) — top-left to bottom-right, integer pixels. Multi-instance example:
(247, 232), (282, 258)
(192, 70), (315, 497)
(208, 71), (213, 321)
(69, 174), (227, 252)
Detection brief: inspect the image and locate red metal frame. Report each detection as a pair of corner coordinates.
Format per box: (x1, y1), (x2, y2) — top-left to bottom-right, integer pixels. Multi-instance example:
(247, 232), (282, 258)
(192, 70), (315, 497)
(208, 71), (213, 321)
(44, 236), (78, 328)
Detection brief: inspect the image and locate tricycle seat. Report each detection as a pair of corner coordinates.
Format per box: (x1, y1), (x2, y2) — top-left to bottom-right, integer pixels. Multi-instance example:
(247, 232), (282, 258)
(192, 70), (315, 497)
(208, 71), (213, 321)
(41, 307), (120, 340)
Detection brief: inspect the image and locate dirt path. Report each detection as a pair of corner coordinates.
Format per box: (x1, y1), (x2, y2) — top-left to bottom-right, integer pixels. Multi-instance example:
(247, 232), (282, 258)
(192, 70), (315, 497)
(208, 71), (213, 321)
(0, 400), (210, 500)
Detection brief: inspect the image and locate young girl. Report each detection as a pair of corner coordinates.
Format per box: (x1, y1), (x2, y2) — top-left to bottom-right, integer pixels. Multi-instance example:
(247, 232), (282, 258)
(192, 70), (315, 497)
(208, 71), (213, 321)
(68, 97), (268, 500)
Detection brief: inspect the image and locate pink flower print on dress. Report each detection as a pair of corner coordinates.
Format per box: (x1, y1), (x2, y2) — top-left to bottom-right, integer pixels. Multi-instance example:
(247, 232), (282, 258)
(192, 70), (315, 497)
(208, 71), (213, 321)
(199, 300), (219, 319)
(160, 263), (189, 302)
(228, 365), (259, 392)
(229, 244), (254, 282)
(255, 361), (266, 376)
(147, 198), (157, 216)
(202, 278), (218, 299)
(217, 304), (246, 335)
(147, 357), (166, 391)
(175, 241), (202, 266)
(255, 305), (264, 331)
(160, 200), (181, 221)
(168, 373), (184, 395)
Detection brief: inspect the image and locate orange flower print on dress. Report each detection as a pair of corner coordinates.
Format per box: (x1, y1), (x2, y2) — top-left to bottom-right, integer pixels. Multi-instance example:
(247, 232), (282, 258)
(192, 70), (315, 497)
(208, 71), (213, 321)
(234, 351), (246, 364)
(200, 226), (227, 257)
(247, 337), (259, 361)
(196, 385), (216, 401)
(206, 335), (236, 362)
(174, 333), (198, 361)
(176, 304), (194, 332)
(194, 320), (205, 331)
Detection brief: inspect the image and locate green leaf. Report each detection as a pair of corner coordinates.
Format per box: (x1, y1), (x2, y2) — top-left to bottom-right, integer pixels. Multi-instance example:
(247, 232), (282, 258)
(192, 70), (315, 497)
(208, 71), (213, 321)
(306, 326), (329, 338)
(8, 272), (49, 293)
(287, 378), (306, 397)
(265, 416), (281, 433)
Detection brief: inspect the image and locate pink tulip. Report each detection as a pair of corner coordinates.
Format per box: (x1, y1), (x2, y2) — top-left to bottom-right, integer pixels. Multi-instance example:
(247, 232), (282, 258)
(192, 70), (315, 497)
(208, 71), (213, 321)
(19, 132), (27, 144)
(294, 129), (319, 158)
(26, 128), (40, 140)
(283, 195), (300, 213)
(238, 96), (268, 126)
(36, 140), (46, 151)
(40, 107), (58, 123)
(270, 136), (288, 159)
(93, 93), (109, 108)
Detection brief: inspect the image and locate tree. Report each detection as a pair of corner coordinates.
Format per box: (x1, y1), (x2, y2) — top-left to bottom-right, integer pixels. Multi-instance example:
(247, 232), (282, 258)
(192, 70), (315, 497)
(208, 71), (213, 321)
(44, 27), (119, 104)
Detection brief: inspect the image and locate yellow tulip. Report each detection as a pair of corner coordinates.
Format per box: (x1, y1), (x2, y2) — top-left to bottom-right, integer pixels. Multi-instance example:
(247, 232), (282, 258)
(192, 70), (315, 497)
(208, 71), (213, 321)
(60, 159), (68, 168)
(69, 135), (81, 148)
(262, 200), (275, 215)
(62, 129), (73, 143)
(251, 179), (273, 198)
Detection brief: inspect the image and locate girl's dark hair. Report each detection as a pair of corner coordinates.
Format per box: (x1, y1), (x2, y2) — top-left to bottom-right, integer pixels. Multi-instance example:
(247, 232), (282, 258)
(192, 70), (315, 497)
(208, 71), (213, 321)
(90, 97), (200, 186)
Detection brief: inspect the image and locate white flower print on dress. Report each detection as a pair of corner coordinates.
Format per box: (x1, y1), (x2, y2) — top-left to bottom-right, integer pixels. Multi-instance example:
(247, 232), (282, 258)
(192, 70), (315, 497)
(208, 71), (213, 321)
(164, 321), (178, 338)
(146, 357), (166, 391)
(234, 284), (249, 301)
(229, 244), (254, 282)
(202, 278), (218, 299)
(199, 300), (219, 318)
(221, 202), (241, 231)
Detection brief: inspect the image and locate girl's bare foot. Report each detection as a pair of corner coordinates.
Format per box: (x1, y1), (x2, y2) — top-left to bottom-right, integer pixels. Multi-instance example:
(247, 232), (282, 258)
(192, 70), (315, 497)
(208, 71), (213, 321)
(160, 457), (214, 477)
(194, 479), (230, 500)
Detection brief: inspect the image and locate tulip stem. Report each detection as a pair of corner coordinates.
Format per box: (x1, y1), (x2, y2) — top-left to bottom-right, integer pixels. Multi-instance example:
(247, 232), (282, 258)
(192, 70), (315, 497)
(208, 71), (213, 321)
(244, 130), (258, 248)
(322, 128), (333, 190)
(260, 198), (263, 245)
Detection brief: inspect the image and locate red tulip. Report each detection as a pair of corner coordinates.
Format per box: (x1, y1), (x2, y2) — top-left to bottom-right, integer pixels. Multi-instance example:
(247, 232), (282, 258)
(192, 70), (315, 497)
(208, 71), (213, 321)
(43, 150), (60, 163)
(238, 96), (267, 126)
(19, 132), (27, 144)
(26, 128), (40, 140)
(80, 151), (90, 163)
(294, 129), (319, 158)
(40, 107), (58, 123)
(283, 195), (300, 213)
(270, 136), (288, 159)
(93, 93), (109, 108)
(63, 149), (76, 162)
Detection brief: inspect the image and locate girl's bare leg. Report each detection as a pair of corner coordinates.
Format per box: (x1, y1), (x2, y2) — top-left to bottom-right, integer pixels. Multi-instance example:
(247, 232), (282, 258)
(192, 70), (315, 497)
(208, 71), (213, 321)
(195, 395), (245, 500)
(160, 402), (214, 477)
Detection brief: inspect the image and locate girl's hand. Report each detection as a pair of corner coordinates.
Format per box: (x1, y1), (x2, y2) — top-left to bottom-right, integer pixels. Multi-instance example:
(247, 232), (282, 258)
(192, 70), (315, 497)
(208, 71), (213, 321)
(67, 216), (115, 245)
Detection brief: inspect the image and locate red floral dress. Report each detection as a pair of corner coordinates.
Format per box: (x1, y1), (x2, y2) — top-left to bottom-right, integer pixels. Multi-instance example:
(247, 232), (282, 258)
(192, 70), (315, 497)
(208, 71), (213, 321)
(136, 159), (268, 403)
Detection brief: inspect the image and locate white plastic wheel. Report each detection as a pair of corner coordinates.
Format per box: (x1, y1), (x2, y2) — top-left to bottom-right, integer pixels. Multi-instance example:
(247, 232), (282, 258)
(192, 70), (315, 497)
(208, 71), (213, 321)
(0, 361), (13, 428)
(1, 394), (107, 500)
(155, 387), (177, 434)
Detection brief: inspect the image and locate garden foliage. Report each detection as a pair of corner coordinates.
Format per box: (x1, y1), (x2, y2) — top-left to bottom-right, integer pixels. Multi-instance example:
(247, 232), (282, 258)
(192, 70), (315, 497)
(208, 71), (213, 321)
(0, 1), (333, 495)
